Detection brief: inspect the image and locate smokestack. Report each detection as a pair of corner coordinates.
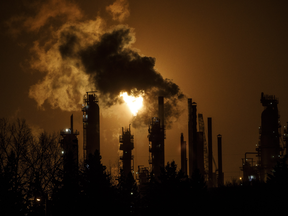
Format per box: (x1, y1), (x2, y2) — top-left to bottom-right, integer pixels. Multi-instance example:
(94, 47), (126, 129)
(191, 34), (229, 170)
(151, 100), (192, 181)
(217, 134), (223, 187)
(70, 114), (73, 134)
(82, 92), (100, 160)
(180, 133), (187, 175)
(208, 117), (213, 187)
(188, 98), (197, 177)
(188, 99), (193, 177)
(158, 96), (164, 129)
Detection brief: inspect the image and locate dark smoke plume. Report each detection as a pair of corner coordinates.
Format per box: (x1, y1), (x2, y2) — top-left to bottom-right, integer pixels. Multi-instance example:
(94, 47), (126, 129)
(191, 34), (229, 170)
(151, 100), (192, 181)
(59, 25), (185, 128)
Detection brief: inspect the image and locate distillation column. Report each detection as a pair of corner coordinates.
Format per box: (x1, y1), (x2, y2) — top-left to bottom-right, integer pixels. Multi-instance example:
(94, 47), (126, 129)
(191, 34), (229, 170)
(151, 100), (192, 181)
(82, 91), (100, 160)
(258, 92), (281, 181)
(148, 96), (165, 178)
(119, 125), (134, 176)
(60, 114), (80, 176)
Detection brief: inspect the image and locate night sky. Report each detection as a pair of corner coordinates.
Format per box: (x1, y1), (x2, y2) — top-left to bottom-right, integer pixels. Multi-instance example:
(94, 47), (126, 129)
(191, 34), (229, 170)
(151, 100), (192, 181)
(1, 0), (288, 183)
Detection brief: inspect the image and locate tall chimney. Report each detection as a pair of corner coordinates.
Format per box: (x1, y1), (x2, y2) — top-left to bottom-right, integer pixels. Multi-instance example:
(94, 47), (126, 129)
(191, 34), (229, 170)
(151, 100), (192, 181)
(180, 133), (187, 175)
(188, 99), (193, 177)
(70, 114), (73, 134)
(217, 134), (223, 187)
(158, 96), (164, 128)
(208, 117), (213, 187)
(188, 99), (197, 177)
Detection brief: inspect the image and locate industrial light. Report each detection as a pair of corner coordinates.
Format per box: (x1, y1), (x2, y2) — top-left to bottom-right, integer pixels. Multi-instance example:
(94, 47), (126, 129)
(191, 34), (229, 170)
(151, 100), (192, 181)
(36, 198), (41, 202)
(61, 151), (64, 154)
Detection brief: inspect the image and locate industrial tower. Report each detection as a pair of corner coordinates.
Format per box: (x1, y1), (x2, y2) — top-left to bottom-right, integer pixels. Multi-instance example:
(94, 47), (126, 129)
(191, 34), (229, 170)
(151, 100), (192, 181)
(257, 92), (282, 181)
(60, 114), (79, 174)
(217, 134), (224, 186)
(119, 125), (134, 176)
(148, 96), (165, 178)
(82, 91), (100, 161)
(188, 99), (206, 177)
(207, 117), (213, 187)
(180, 133), (187, 175)
(188, 99), (197, 176)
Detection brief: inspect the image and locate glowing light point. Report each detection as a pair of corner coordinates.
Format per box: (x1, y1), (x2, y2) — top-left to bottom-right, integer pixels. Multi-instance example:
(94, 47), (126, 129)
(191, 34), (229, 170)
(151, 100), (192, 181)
(120, 91), (144, 116)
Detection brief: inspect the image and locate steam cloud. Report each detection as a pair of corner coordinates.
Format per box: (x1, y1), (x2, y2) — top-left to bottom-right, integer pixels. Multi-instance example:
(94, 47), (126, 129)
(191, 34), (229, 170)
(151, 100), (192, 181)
(11, 0), (185, 128)
(106, 0), (130, 22)
(59, 25), (184, 127)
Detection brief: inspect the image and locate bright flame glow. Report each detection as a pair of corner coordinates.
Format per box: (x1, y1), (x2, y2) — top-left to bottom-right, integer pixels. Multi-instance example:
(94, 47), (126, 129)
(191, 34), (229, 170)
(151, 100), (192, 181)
(120, 92), (143, 116)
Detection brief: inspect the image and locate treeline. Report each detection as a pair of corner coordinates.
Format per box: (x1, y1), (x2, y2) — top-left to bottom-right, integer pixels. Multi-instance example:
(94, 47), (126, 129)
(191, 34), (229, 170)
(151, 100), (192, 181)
(1, 118), (288, 215)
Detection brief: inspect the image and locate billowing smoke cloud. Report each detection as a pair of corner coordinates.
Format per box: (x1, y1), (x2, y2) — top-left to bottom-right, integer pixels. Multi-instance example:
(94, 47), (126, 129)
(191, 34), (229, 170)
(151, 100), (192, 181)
(23, 0), (83, 32)
(59, 25), (184, 128)
(28, 18), (104, 111)
(5, 0), (83, 36)
(106, 0), (130, 22)
(10, 0), (185, 128)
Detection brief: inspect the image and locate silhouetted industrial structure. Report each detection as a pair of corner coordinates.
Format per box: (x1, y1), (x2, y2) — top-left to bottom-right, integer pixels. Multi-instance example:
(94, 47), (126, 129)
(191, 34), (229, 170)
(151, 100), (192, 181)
(148, 96), (165, 177)
(197, 131), (205, 175)
(119, 125), (134, 176)
(217, 134), (224, 186)
(188, 99), (207, 178)
(241, 92), (283, 182)
(284, 122), (288, 155)
(82, 91), (100, 161)
(207, 117), (213, 187)
(180, 133), (187, 175)
(241, 152), (258, 182)
(198, 114), (206, 177)
(137, 165), (150, 195)
(188, 98), (197, 177)
(60, 114), (79, 174)
(257, 92), (282, 181)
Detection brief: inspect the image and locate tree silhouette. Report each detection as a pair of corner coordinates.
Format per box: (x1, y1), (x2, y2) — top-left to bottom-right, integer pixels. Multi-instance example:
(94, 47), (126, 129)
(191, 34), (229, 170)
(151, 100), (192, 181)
(266, 154), (288, 187)
(263, 154), (288, 214)
(0, 118), (33, 215)
(0, 150), (26, 216)
(0, 118), (63, 215)
(50, 149), (81, 216)
(117, 170), (139, 215)
(143, 161), (207, 216)
(80, 150), (117, 215)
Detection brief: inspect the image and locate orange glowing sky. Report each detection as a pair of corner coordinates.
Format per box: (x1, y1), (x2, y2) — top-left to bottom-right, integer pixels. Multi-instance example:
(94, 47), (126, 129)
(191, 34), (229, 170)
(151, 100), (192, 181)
(1, 0), (288, 182)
